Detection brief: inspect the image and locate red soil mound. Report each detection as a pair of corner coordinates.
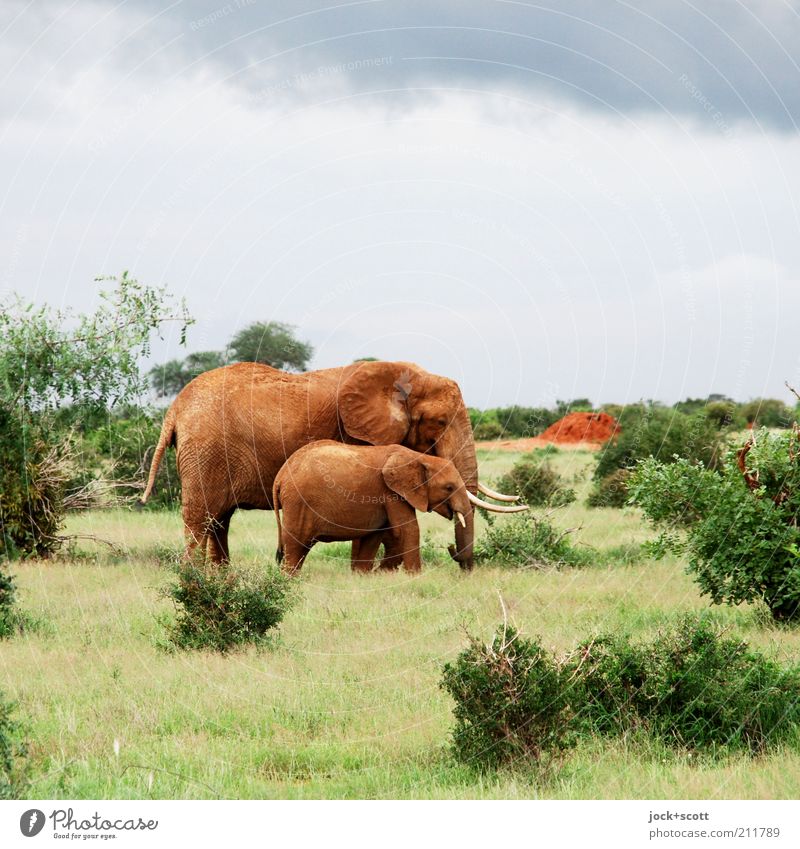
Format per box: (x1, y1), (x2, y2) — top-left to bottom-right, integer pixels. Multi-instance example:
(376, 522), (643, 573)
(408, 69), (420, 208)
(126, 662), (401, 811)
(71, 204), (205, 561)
(539, 411), (620, 445)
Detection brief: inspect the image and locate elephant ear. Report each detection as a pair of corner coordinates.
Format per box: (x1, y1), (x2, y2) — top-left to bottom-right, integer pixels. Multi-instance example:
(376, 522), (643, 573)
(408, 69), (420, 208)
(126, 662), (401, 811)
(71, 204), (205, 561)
(338, 361), (413, 445)
(382, 451), (429, 512)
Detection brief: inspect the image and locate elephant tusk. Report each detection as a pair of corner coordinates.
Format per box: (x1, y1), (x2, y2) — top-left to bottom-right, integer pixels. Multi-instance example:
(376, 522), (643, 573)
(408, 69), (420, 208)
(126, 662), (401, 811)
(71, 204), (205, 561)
(477, 481), (521, 502)
(455, 511), (466, 528)
(467, 490), (529, 513)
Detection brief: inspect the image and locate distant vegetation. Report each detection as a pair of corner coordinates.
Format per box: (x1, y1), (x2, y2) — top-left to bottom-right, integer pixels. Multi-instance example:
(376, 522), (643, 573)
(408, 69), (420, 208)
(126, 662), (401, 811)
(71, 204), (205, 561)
(150, 321), (313, 397)
(469, 396), (797, 441)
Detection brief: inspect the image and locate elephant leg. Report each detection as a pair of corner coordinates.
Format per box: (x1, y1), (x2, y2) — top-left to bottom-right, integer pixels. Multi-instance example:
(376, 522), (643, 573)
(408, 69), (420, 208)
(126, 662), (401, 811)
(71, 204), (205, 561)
(207, 509), (234, 564)
(281, 536), (312, 575)
(182, 502), (211, 562)
(378, 532), (403, 571)
(385, 501), (421, 573)
(351, 532), (385, 574)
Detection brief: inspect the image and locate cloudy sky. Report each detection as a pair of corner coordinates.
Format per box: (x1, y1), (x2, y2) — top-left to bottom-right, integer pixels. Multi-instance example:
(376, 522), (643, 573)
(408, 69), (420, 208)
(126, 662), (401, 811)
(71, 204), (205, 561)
(1, 0), (799, 407)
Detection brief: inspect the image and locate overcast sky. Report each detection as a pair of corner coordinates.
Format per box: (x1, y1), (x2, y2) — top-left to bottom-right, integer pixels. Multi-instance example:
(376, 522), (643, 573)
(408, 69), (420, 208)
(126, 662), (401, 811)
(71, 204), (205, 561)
(1, 0), (799, 407)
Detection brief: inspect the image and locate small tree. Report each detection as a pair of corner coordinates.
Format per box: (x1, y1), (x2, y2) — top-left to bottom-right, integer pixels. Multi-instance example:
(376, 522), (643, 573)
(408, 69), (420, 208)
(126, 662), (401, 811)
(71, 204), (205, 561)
(228, 321), (312, 371)
(741, 398), (794, 429)
(0, 272), (192, 559)
(630, 429), (800, 621)
(149, 350), (225, 397)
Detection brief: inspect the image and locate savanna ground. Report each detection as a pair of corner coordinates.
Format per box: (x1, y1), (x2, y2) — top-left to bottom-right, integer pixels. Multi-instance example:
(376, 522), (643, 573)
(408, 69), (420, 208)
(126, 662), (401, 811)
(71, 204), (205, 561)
(3, 445), (800, 800)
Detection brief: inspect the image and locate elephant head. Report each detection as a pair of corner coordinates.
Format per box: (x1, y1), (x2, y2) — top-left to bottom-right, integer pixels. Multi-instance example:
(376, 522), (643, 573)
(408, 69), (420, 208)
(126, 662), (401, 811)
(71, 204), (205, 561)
(337, 361), (524, 570)
(382, 450), (472, 525)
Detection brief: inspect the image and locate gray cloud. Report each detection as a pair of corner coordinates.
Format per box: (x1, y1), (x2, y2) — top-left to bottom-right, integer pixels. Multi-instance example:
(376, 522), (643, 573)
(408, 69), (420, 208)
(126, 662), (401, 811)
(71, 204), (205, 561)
(117, 0), (800, 130)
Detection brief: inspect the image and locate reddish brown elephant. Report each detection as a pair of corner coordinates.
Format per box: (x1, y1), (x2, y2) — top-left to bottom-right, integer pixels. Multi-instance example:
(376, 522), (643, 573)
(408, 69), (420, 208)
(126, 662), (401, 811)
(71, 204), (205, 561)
(272, 441), (472, 574)
(141, 360), (524, 569)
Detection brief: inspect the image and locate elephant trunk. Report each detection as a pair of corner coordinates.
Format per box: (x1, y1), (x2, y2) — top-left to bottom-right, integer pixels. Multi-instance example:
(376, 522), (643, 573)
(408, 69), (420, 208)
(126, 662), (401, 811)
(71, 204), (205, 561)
(438, 404), (478, 570)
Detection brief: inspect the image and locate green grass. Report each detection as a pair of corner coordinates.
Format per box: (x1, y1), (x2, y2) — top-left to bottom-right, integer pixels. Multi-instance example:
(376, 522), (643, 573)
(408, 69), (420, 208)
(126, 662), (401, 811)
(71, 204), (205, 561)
(3, 448), (800, 799)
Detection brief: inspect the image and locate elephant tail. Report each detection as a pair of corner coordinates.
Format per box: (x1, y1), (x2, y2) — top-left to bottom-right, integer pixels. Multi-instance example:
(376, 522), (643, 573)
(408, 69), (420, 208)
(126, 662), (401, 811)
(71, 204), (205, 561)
(141, 406), (177, 505)
(272, 478), (284, 564)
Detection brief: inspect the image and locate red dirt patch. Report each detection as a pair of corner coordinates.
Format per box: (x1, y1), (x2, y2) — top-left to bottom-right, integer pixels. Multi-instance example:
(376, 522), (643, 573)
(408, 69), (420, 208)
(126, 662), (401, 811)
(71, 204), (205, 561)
(539, 411), (620, 445)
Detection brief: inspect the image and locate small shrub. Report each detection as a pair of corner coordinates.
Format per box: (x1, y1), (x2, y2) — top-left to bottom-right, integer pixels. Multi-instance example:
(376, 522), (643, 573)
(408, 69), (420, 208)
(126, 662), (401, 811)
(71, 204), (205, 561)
(0, 410), (69, 559)
(587, 469), (631, 508)
(472, 420), (504, 441)
(630, 429), (800, 621)
(474, 514), (589, 568)
(440, 625), (572, 769)
(164, 560), (296, 652)
(0, 569), (20, 638)
(567, 615), (800, 754)
(495, 457), (576, 507)
(0, 694), (29, 799)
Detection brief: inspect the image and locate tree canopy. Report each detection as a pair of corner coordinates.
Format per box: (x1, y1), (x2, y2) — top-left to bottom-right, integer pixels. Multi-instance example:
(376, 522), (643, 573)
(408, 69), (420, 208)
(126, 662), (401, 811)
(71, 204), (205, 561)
(149, 320), (313, 397)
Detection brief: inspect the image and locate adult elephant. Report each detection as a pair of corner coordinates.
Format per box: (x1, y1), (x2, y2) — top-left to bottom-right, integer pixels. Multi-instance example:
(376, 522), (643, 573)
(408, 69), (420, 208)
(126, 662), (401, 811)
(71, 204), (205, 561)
(141, 360), (524, 569)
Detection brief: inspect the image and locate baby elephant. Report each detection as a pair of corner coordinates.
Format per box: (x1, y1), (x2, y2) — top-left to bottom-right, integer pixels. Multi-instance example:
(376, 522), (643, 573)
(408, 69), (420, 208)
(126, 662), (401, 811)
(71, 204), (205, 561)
(272, 440), (471, 574)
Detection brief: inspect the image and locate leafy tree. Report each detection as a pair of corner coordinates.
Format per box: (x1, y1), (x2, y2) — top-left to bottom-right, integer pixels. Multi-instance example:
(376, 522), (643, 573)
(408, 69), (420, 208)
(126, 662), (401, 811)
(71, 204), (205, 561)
(556, 398), (593, 415)
(704, 400), (745, 430)
(353, 356), (378, 362)
(630, 429), (800, 621)
(228, 321), (312, 371)
(741, 398), (794, 429)
(0, 272), (191, 560)
(149, 350), (226, 397)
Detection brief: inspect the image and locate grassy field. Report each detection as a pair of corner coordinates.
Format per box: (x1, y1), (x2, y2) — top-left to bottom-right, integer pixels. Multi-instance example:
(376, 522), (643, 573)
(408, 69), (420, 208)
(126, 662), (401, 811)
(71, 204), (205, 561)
(3, 446), (800, 799)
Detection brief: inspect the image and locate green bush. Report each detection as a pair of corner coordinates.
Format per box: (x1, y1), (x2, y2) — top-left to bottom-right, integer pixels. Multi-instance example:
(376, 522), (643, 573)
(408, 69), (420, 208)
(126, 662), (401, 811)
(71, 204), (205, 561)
(164, 560), (296, 652)
(630, 429), (800, 621)
(567, 615), (800, 754)
(493, 406), (560, 437)
(440, 625), (572, 769)
(0, 694), (28, 799)
(704, 400), (746, 430)
(595, 405), (721, 481)
(740, 398), (794, 429)
(0, 410), (68, 559)
(441, 615), (800, 773)
(495, 457), (576, 507)
(0, 569), (19, 638)
(587, 469), (632, 508)
(91, 411), (179, 509)
(474, 514), (589, 568)
(0, 274), (192, 557)
(470, 407), (562, 439)
(472, 420), (504, 441)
